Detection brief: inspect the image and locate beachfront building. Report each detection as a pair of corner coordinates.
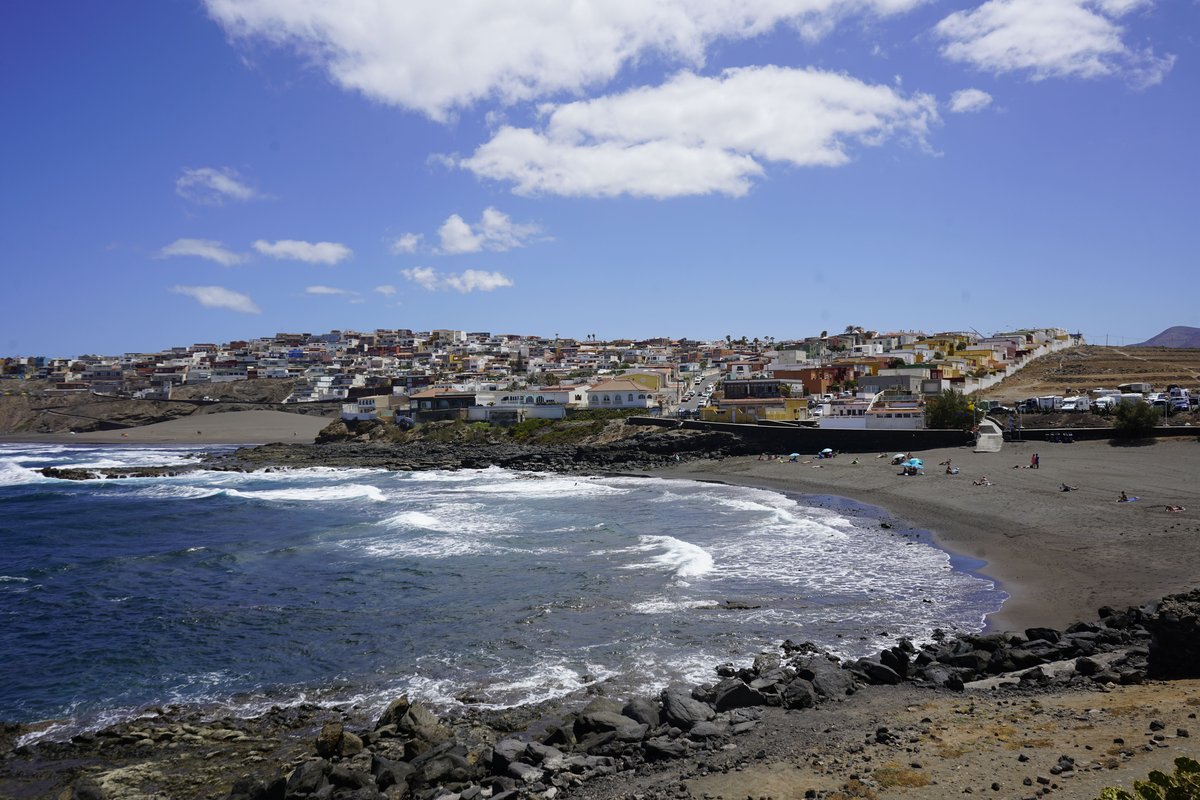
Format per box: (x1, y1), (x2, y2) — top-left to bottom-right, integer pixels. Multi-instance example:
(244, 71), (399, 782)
(584, 378), (657, 409)
(408, 386), (478, 422)
(702, 379), (809, 423)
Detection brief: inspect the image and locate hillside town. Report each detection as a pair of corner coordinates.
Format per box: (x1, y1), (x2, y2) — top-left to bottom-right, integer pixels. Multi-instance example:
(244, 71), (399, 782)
(1, 326), (1087, 430)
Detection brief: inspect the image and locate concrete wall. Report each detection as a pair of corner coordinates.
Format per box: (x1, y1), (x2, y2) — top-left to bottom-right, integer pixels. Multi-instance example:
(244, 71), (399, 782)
(632, 417), (974, 453)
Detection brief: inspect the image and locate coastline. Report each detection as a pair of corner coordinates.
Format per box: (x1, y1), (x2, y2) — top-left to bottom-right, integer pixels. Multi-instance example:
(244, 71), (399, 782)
(4, 431), (1200, 798)
(649, 437), (1200, 632)
(0, 409), (330, 446)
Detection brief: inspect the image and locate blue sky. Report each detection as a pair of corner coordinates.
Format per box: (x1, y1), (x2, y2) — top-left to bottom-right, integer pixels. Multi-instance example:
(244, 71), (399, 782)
(2, 0), (1196, 357)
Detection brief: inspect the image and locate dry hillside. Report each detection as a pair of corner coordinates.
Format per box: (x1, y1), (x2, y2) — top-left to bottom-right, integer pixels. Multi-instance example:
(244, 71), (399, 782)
(987, 345), (1200, 402)
(0, 378), (332, 435)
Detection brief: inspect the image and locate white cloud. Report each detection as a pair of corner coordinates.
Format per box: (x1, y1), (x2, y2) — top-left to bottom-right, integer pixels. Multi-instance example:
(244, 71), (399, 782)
(158, 238), (247, 266)
(252, 239), (353, 264)
(170, 285), (261, 314)
(374, 284), (397, 296)
(176, 166), (259, 205)
(437, 215), (483, 255)
(401, 266), (513, 293)
(305, 285), (352, 295)
(461, 66), (938, 198)
(389, 232), (423, 254)
(444, 269), (514, 293)
(204, 0), (929, 120)
(437, 208), (541, 254)
(400, 267), (441, 291)
(935, 0), (1174, 86)
(948, 88), (993, 112)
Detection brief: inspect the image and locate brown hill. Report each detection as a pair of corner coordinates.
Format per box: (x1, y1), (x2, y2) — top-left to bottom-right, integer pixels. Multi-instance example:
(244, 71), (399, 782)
(985, 345), (1200, 402)
(1131, 325), (1200, 348)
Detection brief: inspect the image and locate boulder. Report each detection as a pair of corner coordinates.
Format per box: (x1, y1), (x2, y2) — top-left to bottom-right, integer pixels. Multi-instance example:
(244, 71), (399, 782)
(227, 777), (269, 800)
(1145, 590), (1200, 678)
(329, 764), (375, 790)
(71, 779), (107, 800)
(491, 738), (527, 772)
(711, 678), (768, 711)
(780, 677), (817, 709)
(687, 720), (730, 740)
(660, 686), (715, 729)
(573, 711), (647, 741)
(621, 697), (661, 728)
(397, 703), (447, 744)
(1025, 627), (1061, 643)
(315, 722), (344, 759)
(643, 736), (688, 760)
(375, 697), (411, 730)
(285, 758), (330, 798)
(795, 658), (856, 698)
(853, 658), (903, 685)
(371, 756), (414, 791)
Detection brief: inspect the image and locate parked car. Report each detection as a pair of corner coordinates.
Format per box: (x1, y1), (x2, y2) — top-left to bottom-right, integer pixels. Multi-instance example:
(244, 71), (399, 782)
(988, 405), (1015, 415)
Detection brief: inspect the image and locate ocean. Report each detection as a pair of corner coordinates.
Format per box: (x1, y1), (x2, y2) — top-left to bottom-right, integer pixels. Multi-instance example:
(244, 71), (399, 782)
(0, 443), (1003, 744)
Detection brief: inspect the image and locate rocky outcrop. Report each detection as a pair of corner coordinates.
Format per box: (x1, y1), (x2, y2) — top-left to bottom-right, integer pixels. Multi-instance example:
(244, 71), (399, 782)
(39, 428), (751, 481)
(6, 593), (1197, 800)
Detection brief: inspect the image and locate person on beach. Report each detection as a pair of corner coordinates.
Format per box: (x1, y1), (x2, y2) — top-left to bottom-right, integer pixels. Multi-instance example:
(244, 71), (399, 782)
(972, 476), (991, 486)
(1031, 452), (1039, 469)
(1061, 483), (1077, 492)
(1118, 491), (1129, 502)
(1166, 505), (1185, 512)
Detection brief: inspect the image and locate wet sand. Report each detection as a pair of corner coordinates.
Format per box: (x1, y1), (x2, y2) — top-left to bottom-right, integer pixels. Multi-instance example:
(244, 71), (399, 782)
(0, 409), (330, 445)
(653, 437), (1200, 632)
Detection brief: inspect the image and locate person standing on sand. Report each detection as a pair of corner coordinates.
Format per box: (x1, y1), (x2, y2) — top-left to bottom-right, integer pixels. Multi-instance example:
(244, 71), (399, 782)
(1031, 452), (1039, 469)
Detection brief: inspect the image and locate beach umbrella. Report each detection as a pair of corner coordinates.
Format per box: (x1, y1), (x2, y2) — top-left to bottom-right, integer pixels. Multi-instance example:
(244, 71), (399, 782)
(789, 453), (801, 458)
(820, 448), (833, 454)
(905, 458), (924, 468)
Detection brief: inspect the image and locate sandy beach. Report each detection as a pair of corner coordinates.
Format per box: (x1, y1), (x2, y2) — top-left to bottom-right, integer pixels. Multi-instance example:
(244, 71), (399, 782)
(0, 409), (331, 445)
(654, 436), (1200, 633)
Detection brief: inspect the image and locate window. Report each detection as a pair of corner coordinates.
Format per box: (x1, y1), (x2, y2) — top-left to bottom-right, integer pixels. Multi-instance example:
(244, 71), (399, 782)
(628, 394), (634, 402)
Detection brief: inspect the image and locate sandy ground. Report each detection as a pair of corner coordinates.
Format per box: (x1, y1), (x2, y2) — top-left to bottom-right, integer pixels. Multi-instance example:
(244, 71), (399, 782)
(573, 680), (1200, 800)
(0, 409), (329, 445)
(653, 437), (1200, 633)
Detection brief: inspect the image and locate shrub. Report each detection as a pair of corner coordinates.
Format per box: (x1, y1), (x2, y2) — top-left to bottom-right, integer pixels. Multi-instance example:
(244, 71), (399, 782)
(1096, 756), (1200, 799)
(1113, 399), (1161, 438)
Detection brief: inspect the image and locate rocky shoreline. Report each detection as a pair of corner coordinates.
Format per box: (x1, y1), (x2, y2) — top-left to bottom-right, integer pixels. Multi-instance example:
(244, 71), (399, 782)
(37, 429), (751, 481)
(4, 590), (1198, 800)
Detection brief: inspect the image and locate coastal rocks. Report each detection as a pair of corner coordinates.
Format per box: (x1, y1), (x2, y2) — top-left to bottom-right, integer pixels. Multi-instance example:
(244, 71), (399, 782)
(660, 687), (716, 729)
(1142, 589), (1200, 678)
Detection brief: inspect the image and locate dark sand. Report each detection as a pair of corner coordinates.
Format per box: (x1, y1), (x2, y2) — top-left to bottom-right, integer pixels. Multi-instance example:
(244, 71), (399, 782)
(0, 409), (330, 445)
(653, 437), (1200, 632)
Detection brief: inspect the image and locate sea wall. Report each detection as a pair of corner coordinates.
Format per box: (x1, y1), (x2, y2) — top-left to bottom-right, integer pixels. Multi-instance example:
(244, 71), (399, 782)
(632, 418), (974, 453)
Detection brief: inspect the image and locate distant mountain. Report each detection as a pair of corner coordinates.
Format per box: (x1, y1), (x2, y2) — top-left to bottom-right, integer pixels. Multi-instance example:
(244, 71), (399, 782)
(1131, 326), (1200, 348)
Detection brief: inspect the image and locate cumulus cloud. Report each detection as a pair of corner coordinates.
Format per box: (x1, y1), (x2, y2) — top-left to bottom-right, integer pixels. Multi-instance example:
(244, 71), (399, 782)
(389, 232), (423, 254)
(948, 88), (993, 112)
(400, 267), (441, 291)
(170, 285), (261, 314)
(374, 284), (397, 296)
(935, 0), (1174, 86)
(158, 238), (247, 266)
(176, 166), (259, 205)
(401, 267), (513, 293)
(444, 269), (514, 293)
(437, 208), (540, 254)
(460, 66), (938, 198)
(305, 285), (352, 295)
(252, 239), (353, 264)
(204, 0), (929, 120)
